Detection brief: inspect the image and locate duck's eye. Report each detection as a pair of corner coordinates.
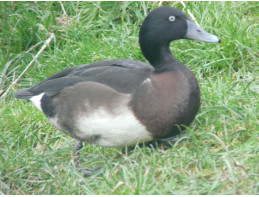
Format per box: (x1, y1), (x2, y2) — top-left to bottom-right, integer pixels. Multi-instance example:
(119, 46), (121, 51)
(168, 16), (176, 22)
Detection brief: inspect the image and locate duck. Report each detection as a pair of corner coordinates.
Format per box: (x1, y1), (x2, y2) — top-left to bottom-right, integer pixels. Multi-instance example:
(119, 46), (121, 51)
(15, 6), (220, 169)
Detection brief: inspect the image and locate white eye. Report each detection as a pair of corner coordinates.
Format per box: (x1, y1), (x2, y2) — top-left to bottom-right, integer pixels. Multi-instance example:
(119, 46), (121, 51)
(168, 16), (176, 22)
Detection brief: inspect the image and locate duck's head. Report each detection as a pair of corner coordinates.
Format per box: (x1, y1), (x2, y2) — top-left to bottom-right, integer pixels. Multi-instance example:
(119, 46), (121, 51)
(139, 6), (220, 65)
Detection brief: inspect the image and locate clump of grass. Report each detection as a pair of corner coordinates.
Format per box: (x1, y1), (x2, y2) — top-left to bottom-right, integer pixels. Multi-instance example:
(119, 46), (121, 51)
(0, 1), (258, 195)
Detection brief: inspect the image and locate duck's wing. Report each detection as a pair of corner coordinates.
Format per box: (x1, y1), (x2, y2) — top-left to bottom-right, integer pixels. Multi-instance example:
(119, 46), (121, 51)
(15, 59), (154, 100)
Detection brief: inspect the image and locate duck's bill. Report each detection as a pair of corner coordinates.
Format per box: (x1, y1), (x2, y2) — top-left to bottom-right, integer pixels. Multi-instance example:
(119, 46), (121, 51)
(184, 19), (221, 43)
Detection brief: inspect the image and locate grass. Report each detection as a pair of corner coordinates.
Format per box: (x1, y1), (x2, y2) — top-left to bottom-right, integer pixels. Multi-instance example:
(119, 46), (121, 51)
(0, 1), (258, 195)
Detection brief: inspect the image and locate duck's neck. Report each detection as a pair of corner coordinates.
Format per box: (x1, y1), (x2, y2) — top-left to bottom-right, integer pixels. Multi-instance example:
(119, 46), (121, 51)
(140, 41), (186, 73)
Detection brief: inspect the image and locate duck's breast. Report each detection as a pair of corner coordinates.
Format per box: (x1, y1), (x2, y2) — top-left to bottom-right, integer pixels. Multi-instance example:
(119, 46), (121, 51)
(130, 70), (200, 139)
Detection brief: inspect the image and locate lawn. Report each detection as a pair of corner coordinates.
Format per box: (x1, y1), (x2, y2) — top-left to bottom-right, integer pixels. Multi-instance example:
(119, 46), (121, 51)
(0, 1), (258, 195)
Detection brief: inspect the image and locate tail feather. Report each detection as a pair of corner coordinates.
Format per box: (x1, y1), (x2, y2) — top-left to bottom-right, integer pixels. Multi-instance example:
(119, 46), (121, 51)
(15, 88), (33, 100)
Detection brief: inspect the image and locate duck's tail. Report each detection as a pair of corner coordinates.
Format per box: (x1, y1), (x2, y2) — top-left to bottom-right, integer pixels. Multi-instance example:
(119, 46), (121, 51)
(15, 88), (33, 100)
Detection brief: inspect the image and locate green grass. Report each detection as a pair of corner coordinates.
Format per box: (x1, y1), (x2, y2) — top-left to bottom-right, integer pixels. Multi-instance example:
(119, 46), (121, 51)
(0, 1), (258, 195)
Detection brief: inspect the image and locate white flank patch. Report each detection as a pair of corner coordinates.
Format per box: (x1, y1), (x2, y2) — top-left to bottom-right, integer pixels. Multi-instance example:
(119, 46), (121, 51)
(75, 107), (153, 147)
(30, 93), (44, 111)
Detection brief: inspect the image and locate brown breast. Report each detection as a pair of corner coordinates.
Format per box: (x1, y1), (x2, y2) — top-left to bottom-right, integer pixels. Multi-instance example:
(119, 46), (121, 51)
(130, 69), (200, 139)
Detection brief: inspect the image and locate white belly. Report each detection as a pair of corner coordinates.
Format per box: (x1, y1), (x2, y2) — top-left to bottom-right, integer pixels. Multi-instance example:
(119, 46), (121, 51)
(74, 107), (153, 147)
(28, 88), (153, 147)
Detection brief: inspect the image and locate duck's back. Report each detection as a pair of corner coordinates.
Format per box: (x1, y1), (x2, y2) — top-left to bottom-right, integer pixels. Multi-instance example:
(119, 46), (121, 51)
(15, 59), (154, 101)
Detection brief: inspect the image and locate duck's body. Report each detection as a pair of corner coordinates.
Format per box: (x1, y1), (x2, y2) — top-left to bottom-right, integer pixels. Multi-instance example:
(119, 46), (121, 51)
(16, 58), (199, 147)
(15, 7), (220, 149)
